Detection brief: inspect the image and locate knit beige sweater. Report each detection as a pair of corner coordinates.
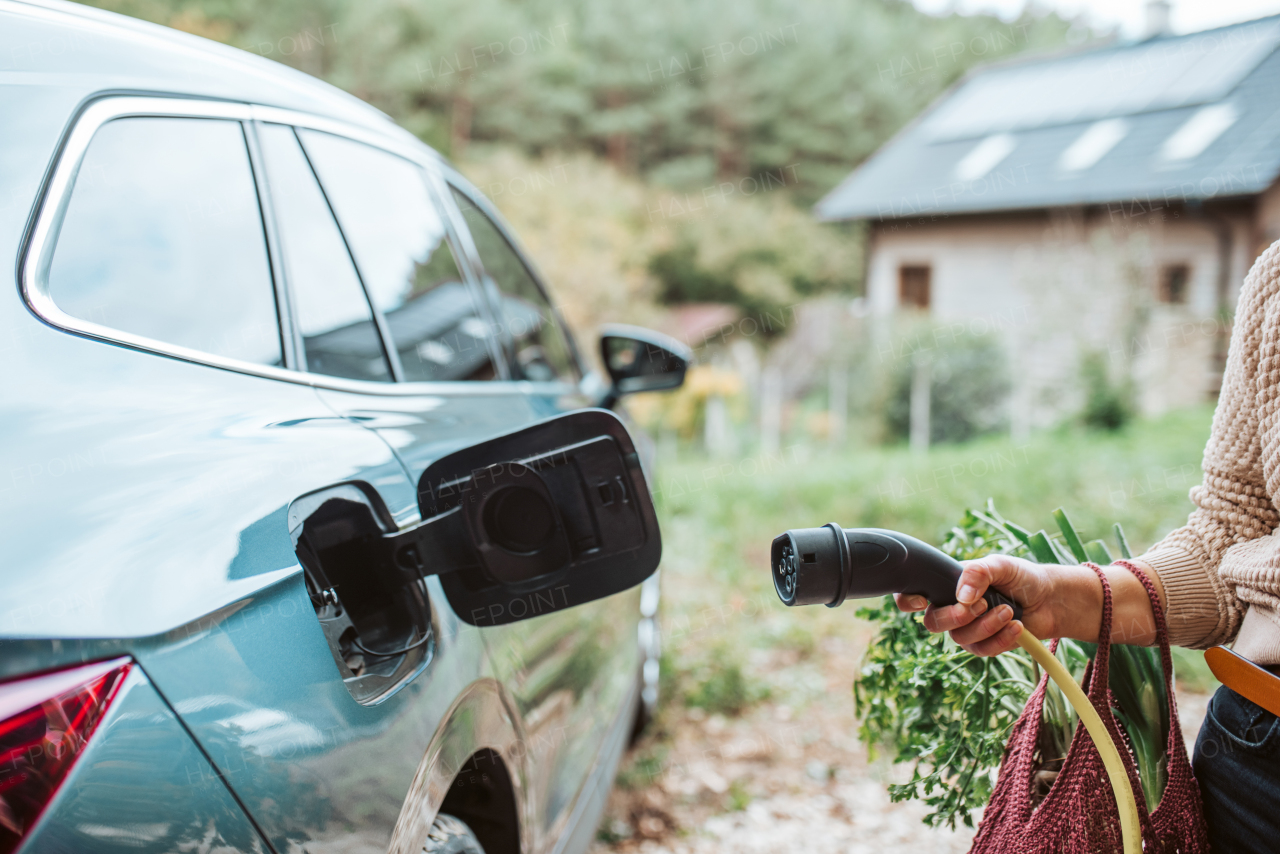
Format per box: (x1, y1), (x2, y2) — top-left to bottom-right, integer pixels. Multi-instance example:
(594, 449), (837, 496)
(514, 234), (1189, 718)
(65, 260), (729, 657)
(1143, 240), (1280, 664)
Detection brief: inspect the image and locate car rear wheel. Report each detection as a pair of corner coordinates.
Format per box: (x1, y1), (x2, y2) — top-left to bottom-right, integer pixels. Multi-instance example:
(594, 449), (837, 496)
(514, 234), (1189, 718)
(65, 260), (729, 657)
(423, 814), (486, 854)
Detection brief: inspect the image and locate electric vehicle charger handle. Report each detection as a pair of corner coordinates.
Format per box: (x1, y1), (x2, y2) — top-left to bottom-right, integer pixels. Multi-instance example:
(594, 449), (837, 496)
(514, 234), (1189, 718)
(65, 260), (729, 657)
(768, 525), (1139, 853)
(771, 524), (1023, 620)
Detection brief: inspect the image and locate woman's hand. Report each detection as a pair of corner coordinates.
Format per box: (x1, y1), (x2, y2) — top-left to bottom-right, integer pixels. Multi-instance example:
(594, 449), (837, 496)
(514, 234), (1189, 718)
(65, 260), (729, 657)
(894, 555), (1097, 656)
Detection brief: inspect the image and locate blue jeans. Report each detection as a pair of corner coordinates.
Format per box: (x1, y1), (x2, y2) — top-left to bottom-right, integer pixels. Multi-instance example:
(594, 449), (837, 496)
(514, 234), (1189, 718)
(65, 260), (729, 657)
(1194, 685), (1280, 852)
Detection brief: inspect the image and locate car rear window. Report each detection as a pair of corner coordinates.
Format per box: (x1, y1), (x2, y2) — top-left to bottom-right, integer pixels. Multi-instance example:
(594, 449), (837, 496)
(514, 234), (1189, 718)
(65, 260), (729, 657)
(47, 117), (282, 366)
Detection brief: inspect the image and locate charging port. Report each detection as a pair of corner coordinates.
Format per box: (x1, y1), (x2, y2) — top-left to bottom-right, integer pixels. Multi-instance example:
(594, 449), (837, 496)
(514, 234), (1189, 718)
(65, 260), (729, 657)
(289, 484), (434, 705)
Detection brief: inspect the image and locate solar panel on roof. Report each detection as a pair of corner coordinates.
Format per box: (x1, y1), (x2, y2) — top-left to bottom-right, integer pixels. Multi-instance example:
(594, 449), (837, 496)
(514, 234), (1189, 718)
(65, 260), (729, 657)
(814, 15), (1280, 222)
(1058, 119), (1129, 172)
(1159, 103), (1239, 161)
(954, 134), (1017, 181)
(921, 19), (1280, 141)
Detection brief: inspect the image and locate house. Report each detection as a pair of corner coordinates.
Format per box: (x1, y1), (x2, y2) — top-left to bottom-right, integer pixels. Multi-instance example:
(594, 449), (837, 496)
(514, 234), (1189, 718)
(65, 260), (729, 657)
(817, 13), (1280, 425)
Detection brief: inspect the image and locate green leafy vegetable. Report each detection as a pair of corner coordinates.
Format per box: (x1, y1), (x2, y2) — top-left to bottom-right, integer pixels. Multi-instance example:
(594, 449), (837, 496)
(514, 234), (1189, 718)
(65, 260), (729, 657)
(1114, 524), (1134, 559)
(853, 501), (1170, 827)
(1053, 508), (1088, 562)
(1084, 539), (1114, 565)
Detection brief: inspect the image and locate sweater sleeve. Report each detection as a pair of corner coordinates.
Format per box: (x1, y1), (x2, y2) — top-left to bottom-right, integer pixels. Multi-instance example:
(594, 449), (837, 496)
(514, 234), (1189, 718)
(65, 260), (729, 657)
(1141, 242), (1280, 649)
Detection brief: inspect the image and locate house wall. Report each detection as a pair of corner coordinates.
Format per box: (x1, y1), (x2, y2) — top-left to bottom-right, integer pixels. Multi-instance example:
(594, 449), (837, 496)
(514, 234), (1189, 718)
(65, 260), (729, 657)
(866, 202), (1259, 427)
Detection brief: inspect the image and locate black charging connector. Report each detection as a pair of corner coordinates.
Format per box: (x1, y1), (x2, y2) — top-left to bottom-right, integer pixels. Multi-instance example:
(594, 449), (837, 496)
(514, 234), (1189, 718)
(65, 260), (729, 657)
(771, 524), (1022, 620)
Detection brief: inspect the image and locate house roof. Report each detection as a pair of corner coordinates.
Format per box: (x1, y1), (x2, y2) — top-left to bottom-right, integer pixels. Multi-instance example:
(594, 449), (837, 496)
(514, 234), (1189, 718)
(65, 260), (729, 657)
(816, 16), (1280, 222)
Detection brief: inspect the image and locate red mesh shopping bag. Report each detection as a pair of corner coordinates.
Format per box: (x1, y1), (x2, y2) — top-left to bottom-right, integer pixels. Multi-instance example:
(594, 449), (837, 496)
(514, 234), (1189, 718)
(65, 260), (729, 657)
(969, 562), (1208, 854)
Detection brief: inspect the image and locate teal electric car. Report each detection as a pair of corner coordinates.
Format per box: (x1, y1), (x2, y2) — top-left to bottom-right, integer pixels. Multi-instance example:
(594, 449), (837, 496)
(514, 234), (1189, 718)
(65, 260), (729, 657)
(0, 2), (690, 852)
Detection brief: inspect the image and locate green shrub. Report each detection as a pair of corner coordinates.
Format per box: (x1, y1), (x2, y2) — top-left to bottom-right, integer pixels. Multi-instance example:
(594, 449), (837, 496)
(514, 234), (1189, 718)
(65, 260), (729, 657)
(649, 242), (739, 305)
(1081, 351), (1134, 431)
(645, 199), (862, 336)
(884, 330), (1010, 444)
(683, 645), (766, 716)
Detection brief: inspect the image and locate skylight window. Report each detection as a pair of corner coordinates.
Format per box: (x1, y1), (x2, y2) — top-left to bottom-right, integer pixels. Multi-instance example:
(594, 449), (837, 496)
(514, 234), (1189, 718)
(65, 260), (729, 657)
(953, 134), (1016, 182)
(1057, 119), (1128, 173)
(1159, 103), (1237, 162)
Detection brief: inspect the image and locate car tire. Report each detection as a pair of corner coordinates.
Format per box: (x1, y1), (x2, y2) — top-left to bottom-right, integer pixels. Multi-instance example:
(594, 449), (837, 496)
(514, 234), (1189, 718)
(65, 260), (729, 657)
(423, 813), (486, 854)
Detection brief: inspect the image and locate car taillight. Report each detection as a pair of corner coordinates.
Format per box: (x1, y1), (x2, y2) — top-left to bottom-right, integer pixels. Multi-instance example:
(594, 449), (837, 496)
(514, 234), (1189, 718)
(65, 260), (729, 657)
(0, 658), (131, 854)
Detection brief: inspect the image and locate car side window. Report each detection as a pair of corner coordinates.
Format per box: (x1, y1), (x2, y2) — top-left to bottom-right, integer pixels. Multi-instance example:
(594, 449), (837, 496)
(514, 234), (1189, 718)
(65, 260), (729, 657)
(258, 124), (391, 383)
(448, 187), (579, 383)
(300, 130), (496, 383)
(47, 117), (282, 365)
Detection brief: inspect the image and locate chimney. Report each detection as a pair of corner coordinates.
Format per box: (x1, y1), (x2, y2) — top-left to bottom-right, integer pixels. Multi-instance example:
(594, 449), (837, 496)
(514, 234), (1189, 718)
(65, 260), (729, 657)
(1144, 0), (1172, 38)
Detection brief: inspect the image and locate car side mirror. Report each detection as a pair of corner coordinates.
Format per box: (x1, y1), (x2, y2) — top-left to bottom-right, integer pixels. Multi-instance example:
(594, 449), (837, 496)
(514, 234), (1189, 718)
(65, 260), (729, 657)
(368, 409), (661, 626)
(599, 324), (691, 408)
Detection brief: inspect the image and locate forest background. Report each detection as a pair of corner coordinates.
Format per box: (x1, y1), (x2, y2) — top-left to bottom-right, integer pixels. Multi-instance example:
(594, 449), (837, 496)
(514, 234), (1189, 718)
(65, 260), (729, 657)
(81, 0), (1090, 348)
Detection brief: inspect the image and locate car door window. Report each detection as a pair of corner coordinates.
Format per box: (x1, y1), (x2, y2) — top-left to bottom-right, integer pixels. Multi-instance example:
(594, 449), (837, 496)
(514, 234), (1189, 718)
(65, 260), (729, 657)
(449, 187), (579, 383)
(258, 123), (391, 383)
(300, 130), (496, 383)
(47, 117), (281, 365)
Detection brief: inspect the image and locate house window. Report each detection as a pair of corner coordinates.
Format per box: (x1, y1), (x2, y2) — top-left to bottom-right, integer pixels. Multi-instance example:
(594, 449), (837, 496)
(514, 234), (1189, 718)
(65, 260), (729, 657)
(899, 265), (931, 310)
(1159, 264), (1190, 304)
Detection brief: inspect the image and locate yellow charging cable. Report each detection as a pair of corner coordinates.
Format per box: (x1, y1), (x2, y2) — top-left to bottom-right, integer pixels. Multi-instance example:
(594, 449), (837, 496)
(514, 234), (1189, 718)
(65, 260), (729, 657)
(1016, 628), (1140, 854)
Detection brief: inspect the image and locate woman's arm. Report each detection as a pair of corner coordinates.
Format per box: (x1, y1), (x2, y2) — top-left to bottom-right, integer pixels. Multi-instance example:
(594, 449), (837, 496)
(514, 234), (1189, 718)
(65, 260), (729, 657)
(1132, 245), (1280, 649)
(895, 555), (1165, 655)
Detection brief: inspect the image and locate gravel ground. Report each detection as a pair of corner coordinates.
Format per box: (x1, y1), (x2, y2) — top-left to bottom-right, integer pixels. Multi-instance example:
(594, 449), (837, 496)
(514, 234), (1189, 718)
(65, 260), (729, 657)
(592, 633), (1213, 854)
